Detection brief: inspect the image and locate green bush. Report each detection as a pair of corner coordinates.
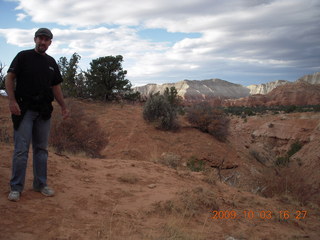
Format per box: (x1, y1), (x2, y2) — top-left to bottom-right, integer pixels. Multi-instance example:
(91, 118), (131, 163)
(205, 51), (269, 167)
(143, 87), (181, 130)
(284, 105), (297, 113)
(186, 102), (230, 141)
(187, 156), (205, 172)
(287, 141), (303, 157)
(275, 156), (290, 167)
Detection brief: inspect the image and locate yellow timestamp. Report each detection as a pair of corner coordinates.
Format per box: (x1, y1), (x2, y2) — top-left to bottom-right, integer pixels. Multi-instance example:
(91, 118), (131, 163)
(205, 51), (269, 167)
(211, 210), (307, 220)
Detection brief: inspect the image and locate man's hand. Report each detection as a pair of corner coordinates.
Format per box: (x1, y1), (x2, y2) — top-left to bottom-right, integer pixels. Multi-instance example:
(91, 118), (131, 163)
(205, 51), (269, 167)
(5, 72), (21, 115)
(61, 107), (70, 120)
(52, 84), (69, 120)
(9, 100), (21, 116)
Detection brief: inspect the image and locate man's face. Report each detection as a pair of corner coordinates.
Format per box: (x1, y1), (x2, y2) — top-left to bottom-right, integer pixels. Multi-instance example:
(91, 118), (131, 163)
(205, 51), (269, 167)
(34, 35), (52, 54)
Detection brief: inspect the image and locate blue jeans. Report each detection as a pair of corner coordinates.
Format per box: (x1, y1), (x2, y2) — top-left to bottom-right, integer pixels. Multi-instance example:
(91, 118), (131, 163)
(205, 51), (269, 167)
(10, 110), (51, 192)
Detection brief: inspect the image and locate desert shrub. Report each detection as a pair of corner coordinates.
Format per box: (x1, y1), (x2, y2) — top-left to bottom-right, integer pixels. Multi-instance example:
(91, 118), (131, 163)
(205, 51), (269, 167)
(186, 102), (230, 141)
(143, 87), (181, 130)
(268, 123), (274, 128)
(275, 156), (290, 167)
(50, 100), (108, 157)
(187, 156), (205, 172)
(178, 187), (219, 215)
(123, 91), (141, 103)
(287, 141), (303, 157)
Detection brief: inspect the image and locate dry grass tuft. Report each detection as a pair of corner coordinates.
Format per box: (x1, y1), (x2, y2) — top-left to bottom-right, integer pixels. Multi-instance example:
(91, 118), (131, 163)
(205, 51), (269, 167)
(154, 152), (182, 169)
(118, 173), (139, 184)
(151, 187), (219, 217)
(202, 169), (217, 185)
(0, 123), (11, 143)
(156, 221), (205, 240)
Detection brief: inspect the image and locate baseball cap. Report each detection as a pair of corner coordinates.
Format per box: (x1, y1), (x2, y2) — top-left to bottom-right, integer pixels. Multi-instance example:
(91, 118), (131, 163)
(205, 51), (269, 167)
(35, 28), (53, 39)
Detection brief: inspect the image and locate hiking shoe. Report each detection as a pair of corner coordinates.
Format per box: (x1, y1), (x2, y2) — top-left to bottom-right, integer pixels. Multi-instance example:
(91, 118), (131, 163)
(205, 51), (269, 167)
(8, 191), (20, 202)
(35, 186), (55, 197)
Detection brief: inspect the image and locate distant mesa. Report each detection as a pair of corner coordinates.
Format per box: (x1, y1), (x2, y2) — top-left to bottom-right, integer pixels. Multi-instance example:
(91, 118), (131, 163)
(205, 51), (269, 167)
(135, 78), (250, 101)
(297, 72), (320, 85)
(225, 81), (320, 107)
(134, 72), (320, 106)
(247, 80), (289, 95)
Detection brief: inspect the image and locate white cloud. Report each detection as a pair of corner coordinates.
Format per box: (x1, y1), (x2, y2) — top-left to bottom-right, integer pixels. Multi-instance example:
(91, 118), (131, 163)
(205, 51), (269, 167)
(0, 28), (34, 47)
(16, 13), (27, 21)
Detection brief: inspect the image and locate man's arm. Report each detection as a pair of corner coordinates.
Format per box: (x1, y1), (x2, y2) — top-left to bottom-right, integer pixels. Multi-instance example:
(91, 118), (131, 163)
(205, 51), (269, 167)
(52, 84), (69, 119)
(5, 72), (21, 116)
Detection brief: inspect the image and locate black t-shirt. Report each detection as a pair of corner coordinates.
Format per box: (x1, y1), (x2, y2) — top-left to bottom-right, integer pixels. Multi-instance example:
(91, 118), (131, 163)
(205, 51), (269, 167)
(7, 49), (63, 98)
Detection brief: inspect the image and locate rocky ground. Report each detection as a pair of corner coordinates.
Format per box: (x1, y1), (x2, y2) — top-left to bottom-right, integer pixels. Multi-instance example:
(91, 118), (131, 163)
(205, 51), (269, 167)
(0, 96), (319, 240)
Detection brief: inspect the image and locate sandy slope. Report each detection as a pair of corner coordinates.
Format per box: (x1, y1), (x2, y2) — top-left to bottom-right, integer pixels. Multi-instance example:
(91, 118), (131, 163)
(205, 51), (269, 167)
(0, 96), (319, 240)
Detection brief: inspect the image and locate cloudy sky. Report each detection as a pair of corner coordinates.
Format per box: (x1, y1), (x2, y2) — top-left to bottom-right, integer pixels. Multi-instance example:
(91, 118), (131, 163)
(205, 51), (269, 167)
(0, 0), (319, 86)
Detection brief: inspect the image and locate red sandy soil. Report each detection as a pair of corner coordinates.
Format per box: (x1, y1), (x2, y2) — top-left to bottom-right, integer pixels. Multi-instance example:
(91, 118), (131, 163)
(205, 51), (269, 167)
(0, 96), (319, 240)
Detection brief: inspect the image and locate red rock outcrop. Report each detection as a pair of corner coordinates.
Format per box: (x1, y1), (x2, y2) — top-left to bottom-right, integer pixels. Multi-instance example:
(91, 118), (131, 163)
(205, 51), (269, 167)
(225, 82), (320, 106)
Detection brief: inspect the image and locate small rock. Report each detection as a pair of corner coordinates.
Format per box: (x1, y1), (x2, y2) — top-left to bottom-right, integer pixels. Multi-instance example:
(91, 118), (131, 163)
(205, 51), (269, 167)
(148, 184), (157, 189)
(226, 237), (238, 240)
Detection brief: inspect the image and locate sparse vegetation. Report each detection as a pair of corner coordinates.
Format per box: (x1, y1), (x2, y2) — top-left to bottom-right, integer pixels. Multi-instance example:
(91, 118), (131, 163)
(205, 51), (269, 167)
(156, 222), (205, 240)
(256, 167), (318, 206)
(224, 105), (320, 116)
(203, 170), (217, 185)
(151, 187), (219, 217)
(186, 102), (230, 141)
(274, 141), (303, 167)
(1, 77), (320, 239)
(155, 152), (181, 169)
(0, 124), (11, 143)
(50, 99), (108, 158)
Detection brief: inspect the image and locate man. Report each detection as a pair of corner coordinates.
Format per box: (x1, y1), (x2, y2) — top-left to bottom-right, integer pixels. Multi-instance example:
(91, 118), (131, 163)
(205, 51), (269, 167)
(5, 28), (69, 201)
